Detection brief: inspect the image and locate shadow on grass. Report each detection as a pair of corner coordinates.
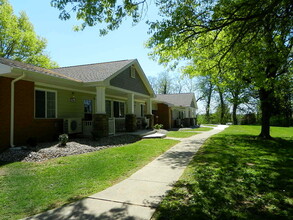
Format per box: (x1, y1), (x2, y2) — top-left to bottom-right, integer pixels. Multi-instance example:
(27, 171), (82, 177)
(155, 134), (293, 220)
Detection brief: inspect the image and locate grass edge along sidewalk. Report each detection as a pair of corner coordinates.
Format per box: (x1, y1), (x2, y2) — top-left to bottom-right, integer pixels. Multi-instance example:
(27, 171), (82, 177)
(154, 125), (293, 220)
(0, 138), (179, 220)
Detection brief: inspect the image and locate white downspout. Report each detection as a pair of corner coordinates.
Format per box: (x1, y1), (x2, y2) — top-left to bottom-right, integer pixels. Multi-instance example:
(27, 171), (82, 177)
(10, 73), (25, 147)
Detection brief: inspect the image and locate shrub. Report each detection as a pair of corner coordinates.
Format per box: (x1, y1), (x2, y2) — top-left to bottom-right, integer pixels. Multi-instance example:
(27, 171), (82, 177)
(240, 113), (257, 125)
(154, 124), (164, 129)
(58, 134), (69, 147)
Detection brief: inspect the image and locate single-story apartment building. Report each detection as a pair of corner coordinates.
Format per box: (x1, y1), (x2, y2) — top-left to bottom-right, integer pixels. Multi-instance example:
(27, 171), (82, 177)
(0, 57), (155, 150)
(153, 93), (197, 129)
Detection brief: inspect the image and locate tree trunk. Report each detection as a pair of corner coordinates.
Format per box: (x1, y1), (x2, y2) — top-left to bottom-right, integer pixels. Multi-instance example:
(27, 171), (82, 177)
(218, 87), (225, 124)
(205, 82), (213, 123)
(232, 103), (238, 125)
(259, 88), (272, 139)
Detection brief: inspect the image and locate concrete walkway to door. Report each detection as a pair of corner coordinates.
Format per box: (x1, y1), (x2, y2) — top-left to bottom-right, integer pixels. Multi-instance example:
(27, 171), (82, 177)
(24, 125), (228, 220)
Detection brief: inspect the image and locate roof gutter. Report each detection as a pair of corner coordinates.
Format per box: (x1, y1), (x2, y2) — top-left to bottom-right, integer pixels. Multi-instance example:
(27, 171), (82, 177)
(10, 73), (25, 147)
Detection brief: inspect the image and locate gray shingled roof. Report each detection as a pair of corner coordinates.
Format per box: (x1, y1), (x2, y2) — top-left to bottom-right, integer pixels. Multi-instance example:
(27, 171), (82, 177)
(0, 57), (80, 82)
(155, 93), (195, 107)
(53, 59), (135, 82)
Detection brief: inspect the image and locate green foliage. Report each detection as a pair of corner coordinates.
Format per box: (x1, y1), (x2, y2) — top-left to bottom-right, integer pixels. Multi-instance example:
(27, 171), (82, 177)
(154, 124), (164, 129)
(155, 126), (293, 219)
(51, 0), (144, 35)
(0, 138), (178, 219)
(270, 115), (293, 127)
(146, 0), (292, 138)
(0, 0), (58, 68)
(50, 0), (292, 137)
(241, 113), (257, 125)
(58, 134), (69, 146)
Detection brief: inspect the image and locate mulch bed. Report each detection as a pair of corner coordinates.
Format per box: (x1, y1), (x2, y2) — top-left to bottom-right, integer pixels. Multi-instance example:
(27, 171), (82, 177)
(0, 135), (140, 162)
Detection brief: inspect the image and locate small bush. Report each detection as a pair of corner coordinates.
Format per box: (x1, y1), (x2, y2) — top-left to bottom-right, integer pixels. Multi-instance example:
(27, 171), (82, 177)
(240, 113), (257, 125)
(154, 124), (164, 129)
(58, 134), (69, 147)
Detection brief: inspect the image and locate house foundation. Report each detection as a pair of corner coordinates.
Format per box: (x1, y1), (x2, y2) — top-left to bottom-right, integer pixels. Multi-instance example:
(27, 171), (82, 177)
(190, 118), (196, 126)
(183, 118), (191, 127)
(92, 114), (109, 138)
(125, 114), (137, 132)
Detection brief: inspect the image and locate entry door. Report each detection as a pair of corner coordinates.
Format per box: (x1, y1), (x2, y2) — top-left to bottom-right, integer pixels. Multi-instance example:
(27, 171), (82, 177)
(84, 100), (93, 120)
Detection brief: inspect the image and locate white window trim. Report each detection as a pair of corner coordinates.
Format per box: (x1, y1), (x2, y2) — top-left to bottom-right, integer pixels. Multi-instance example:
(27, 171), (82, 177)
(34, 87), (58, 119)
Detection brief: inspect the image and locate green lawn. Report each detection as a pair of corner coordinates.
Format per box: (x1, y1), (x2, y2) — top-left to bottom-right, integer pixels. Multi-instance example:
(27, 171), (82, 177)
(184, 127), (213, 132)
(155, 126), (293, 220)
(167, 131), (199, 138)
(0, 138), (179, 220)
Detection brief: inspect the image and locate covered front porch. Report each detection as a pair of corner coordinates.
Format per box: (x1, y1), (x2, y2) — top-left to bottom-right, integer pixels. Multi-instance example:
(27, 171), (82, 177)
(82, 86), (154, 137)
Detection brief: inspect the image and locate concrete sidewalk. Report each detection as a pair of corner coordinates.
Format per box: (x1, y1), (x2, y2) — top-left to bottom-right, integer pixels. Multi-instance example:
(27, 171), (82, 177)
(24, 125), (227, 220)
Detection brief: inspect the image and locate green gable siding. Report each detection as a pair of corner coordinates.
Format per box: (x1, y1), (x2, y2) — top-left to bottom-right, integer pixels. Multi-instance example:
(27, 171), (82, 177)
(191, 100), (196, 108)
(110, 67), (150, 95)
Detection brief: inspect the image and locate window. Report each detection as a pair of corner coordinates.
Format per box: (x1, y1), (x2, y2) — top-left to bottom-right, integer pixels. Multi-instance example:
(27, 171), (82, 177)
(113, 101), (125, 118)
(84, 100), (92, 120)
(35, 89), (56, 118)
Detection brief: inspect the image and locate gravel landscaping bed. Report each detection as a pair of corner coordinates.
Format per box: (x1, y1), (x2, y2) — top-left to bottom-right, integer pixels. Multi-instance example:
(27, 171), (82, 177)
(0, 135), (140, 162)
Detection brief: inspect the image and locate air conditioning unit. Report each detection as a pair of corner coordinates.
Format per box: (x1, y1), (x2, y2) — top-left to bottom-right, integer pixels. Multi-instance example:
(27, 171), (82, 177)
(63, 118), (82, 134)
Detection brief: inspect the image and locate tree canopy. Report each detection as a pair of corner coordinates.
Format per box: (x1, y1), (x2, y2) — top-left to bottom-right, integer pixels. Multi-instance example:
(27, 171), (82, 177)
(0, 0), (58, 68)
(51, 0), (292, 138)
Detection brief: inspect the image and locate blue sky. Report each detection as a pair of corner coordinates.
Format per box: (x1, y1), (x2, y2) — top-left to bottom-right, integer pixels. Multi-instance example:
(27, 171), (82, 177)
(9, 0), (171, 77)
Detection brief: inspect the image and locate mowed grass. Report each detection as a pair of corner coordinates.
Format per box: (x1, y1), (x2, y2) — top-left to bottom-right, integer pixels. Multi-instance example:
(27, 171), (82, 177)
(0, 138), (178, 220)
(167, 131), (199, 138)
(184, 127), (213, 132)
(155, 126), (293, 220)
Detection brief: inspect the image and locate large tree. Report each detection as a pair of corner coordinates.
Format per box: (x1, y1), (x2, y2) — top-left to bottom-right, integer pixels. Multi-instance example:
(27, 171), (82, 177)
(51, 0), (293, 138)
(0, 0), (58, 68)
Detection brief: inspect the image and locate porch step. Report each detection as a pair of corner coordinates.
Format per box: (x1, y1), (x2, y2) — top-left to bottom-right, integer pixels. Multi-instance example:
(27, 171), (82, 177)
(142, 132), (166, 139)
(126, 129), (156, 138)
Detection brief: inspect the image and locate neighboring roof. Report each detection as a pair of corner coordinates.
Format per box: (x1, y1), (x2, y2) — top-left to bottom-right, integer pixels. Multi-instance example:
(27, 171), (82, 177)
(53, 59), (135, 82)
(0, 57), (81, 82)
(155, 93), (196, 107)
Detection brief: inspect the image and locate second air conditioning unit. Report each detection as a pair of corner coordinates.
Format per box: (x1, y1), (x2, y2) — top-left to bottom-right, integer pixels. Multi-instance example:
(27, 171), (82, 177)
(64, 118), (82, 134)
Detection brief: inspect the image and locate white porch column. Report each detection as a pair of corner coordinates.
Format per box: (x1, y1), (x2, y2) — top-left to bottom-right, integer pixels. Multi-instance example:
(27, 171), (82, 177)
(95, 87), (106, 114)
(146, 98), (152, 115)
(185, 108), (190, 118)
(127, 93), (134, 114)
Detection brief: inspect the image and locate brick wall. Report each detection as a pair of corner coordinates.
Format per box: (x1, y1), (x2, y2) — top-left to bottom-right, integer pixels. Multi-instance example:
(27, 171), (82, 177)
(0, 76), (63, 150)
(157, 103), (172, 129)
(0, 77), (11, 150)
